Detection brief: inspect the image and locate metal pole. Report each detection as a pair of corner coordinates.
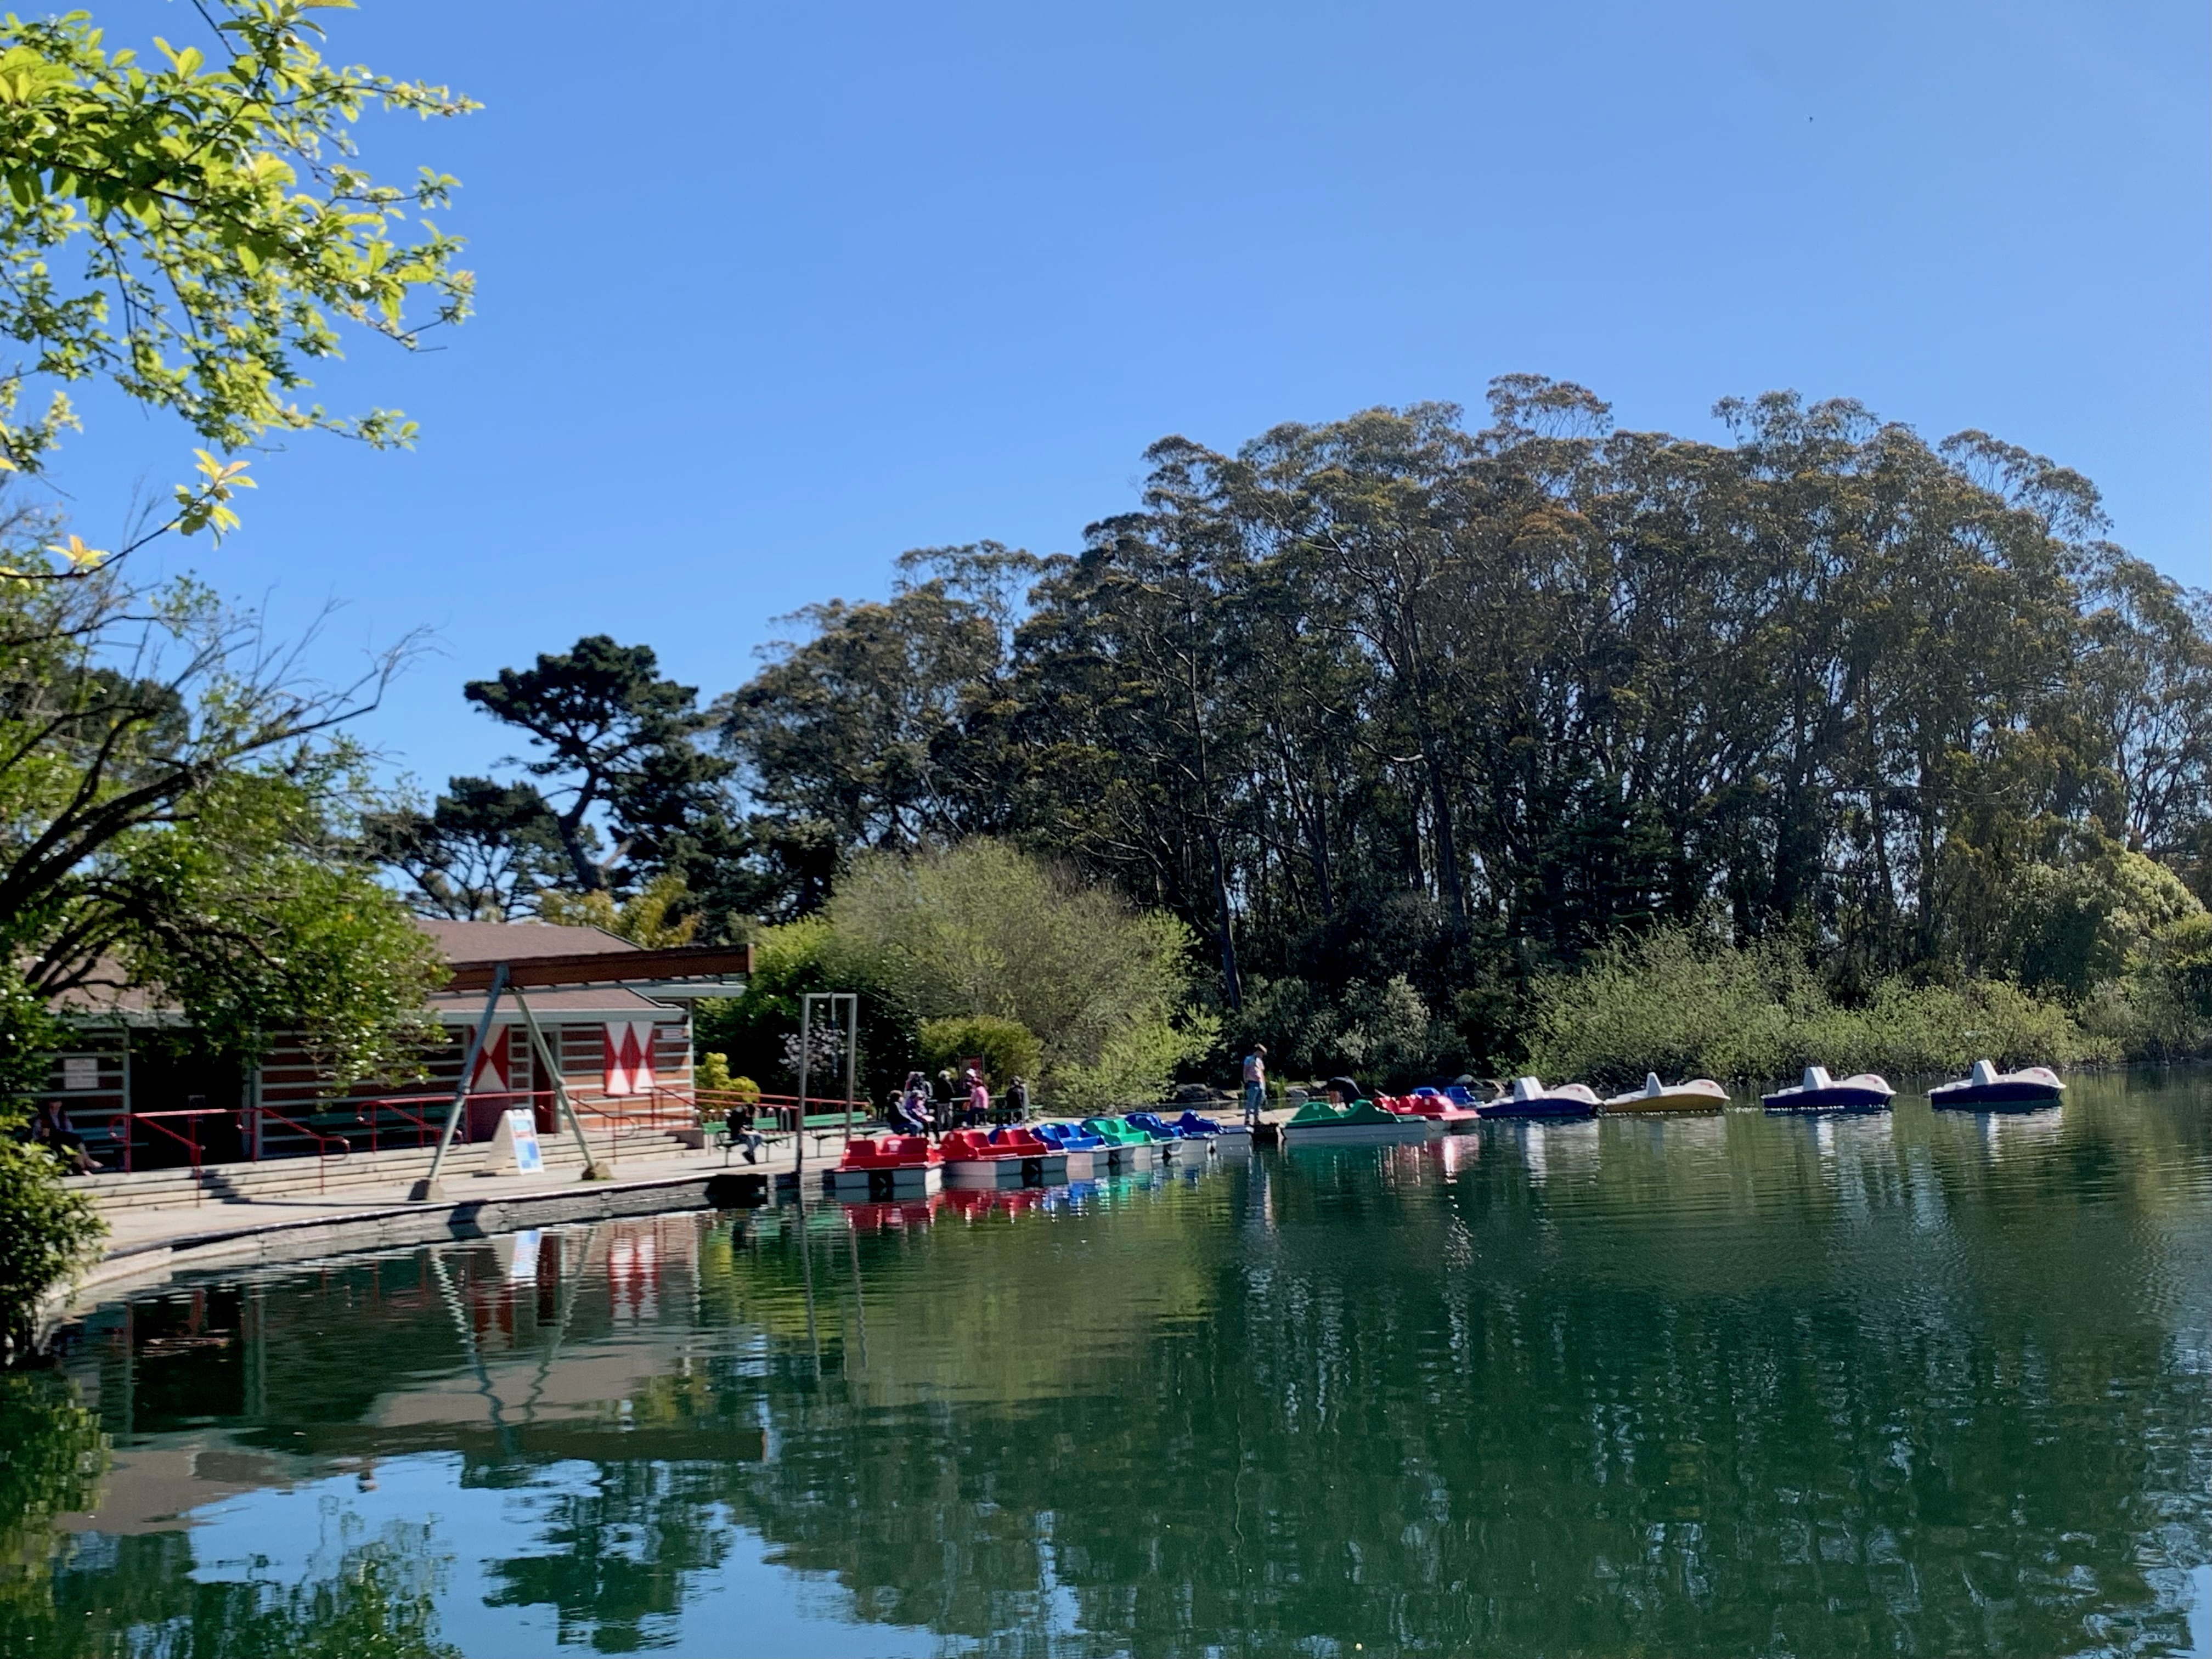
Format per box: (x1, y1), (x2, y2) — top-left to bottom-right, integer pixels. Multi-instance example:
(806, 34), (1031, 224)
(410, 961), (508, 1202)
(513, 989), (610, 1181)
(842, 994), (858, 1148)
(795, 994), (811, 1182)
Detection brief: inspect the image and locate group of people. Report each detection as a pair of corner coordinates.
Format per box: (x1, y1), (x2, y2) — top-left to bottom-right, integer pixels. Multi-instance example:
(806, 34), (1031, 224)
(889, 1068), (1029, 1138)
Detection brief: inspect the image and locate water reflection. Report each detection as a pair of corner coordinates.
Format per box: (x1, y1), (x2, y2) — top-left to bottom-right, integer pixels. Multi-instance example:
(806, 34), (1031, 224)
(8, 1072), (2211, 1657)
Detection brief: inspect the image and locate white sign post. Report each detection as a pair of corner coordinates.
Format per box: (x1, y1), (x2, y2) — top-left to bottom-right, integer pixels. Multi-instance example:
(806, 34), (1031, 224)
(490, 1107), (546, 1176)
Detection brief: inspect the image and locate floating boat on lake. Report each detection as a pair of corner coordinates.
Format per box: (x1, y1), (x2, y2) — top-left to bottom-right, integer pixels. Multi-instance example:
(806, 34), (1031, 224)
(1122, 1111), (1199, 1160)
(1383, 1089), (1482, 1131)
(824, 1135), (943, 1198)
(1479, 1077), (1602, 1120)
(941, 1128), (1069, 1188)
(996, 1122), (1093, 1177)
(1603, 1073), (1730, 1114)
(1281, 1099), (1434, 1146)
(1760, 1066), (1894, 1113)
(1080, 1118), (1156, 1169)
(1928, 1059), (2064, 1111)
(1176, 1109), (1250, 1150)
(1033, 1121), (1107, 1175)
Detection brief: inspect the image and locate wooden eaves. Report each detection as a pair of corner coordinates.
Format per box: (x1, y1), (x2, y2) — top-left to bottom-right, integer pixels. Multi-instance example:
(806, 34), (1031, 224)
(441, 944), (754, 994)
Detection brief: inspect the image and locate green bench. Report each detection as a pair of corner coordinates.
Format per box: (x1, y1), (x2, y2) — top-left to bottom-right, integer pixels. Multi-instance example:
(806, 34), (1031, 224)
(710, 1109), (872, 1163)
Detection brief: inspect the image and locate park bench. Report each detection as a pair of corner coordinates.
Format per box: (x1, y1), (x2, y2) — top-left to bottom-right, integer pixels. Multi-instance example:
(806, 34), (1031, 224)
(710, 1107), (872, 1164)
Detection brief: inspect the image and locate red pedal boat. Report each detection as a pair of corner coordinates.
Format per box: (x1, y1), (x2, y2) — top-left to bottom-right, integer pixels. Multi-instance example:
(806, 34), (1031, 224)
(940, 1128), (1071, 1189)
(825, 1135), (943, 1198)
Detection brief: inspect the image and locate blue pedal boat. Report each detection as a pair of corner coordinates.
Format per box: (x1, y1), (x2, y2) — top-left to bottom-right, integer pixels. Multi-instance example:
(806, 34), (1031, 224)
(1004, 1122), (1102, 1178)
(1760, 1065), (1894, 1113)
(1928, 1059), (2064, 1111)
(1175, 1109), (1249, 1149)
(1125, 1111), (1201, 1159)
(1478, 1076), (1603, 1121)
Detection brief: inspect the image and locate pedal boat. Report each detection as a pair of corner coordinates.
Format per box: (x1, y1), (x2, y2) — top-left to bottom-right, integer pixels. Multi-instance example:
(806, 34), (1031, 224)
(1280, 1099), (1434, 1146)
(1760, 1065), (1893, 1113)
(824, 1135), (943, 1197)
(941, 1128), (1069, 1188)
(1175, 1108), (1250, 1149)
(1122, 1111), (1197, 1160)
(1603, 1073), (1729, 1114)
(1478, 1077), (1602, 1120)
(1080, 1117), (1156, 1170)
(1032, 1121), (1105, 1176)
(1928, 1059), (2064, 1111)
(1384, 1089), (1482, 1131)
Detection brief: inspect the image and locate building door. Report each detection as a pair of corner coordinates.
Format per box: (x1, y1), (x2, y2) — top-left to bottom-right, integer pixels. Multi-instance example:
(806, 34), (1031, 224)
(128, 1046), (247, 1167)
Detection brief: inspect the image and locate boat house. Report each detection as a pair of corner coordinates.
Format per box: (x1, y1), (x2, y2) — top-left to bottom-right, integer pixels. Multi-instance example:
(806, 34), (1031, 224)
(30, 919), (751, 1169)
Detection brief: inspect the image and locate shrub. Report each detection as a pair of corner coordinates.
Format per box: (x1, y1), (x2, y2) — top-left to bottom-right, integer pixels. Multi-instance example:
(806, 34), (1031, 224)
(918, 1014), (1042, 1088)
(1228, 974), (1452, 1088)
(1528, 925), (2107, 1089)
(0, 1142), (104, 1350)
(1052, 1007), (1222, 1116)
(827, 839), (1211, 1105)
(692, 915), (918, 1102)
(693, 1052), (759, 1102)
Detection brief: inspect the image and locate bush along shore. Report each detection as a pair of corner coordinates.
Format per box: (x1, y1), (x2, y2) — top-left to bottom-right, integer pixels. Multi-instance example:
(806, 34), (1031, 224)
(1523, 924), (2207, 1094)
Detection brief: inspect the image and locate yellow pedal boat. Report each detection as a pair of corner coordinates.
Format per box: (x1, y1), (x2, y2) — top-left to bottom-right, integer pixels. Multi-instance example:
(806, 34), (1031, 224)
(1602, 1073), (1729, 1114)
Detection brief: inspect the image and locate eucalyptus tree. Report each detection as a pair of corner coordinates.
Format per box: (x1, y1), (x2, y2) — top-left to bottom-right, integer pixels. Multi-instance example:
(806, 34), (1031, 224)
(716, 546), (1039, 854)
(708, 379), (2212, 1074)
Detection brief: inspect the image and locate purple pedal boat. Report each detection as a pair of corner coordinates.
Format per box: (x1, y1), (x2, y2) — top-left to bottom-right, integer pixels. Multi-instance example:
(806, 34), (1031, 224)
(1760, 1065), (1894, 1114)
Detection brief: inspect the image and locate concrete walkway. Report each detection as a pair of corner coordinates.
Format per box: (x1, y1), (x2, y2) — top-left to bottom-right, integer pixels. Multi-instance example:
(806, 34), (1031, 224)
(47, 1113), (1291, 1329)
(46, 1135), (837, 1328)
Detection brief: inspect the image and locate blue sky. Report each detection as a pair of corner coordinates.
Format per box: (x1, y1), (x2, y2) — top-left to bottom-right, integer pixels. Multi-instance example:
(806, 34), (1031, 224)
(60, 0), (2212, 797)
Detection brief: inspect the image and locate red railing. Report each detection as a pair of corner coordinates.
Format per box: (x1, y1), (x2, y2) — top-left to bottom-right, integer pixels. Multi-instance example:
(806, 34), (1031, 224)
(109, 1105), (229, 1197)
(696, 1087), (870, 1135)
(256, 1089), (549, 1157)
(246, 1105), (349, 1192)
(571, 1087), (706, 1166)
(106, 1084), (782, 1178)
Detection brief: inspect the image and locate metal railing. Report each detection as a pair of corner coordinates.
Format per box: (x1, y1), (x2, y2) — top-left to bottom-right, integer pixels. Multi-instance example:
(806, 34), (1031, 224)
(695, 1087), (870, 1135)
(104, 1084), (760, 1180)
(108, 1106), (229, 1199)
(246, 1105), (350, 1193)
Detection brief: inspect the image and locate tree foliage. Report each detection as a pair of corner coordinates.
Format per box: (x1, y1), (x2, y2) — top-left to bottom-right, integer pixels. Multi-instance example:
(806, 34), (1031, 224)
(0, 1143), (101, 1347)
(363, 775), (565, 921)
(0, 0), (472, 492)
(822, 839), (1212, 1111)
(0, 522), (444, 1087)
(715, 383), (2212, 1074)
(918, 1013), (1041, 1087)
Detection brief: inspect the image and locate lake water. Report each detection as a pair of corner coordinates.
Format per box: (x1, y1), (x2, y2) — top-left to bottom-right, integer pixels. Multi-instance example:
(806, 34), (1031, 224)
(7, 1070), (2211, 1657)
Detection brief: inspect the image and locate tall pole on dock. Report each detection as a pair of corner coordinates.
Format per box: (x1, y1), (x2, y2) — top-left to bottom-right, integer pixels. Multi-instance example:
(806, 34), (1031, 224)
(795, 995), (810, 1186)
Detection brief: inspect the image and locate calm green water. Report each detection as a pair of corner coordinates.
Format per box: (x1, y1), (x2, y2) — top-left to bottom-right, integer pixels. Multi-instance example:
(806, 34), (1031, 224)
(5, 1071), (2211, 1657)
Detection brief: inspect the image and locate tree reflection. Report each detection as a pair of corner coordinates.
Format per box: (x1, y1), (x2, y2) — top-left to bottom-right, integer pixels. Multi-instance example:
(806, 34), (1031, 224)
(26, 1076), (2212, 1656)
(40, 1528), (459, 1658)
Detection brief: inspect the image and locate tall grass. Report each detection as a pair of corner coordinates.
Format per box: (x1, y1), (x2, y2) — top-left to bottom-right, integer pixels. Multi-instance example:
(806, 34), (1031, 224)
(1527, 927), (2113, 1091)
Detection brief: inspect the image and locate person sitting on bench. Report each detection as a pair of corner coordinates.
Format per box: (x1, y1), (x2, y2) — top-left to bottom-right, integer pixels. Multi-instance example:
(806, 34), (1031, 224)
(725, 1098), (763, 1164)
(889, 1072), (930, 1136)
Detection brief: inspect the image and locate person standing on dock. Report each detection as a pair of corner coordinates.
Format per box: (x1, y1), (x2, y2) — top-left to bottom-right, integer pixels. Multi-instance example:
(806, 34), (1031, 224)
(1007, 1075), (1029, 1124)
(965, 1066), (990, 1127)
(1243, 1045), (1268, 1130)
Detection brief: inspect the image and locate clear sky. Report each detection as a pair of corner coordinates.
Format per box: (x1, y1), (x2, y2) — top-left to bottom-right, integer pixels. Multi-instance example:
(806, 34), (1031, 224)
(61, 0), (2212, 797)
